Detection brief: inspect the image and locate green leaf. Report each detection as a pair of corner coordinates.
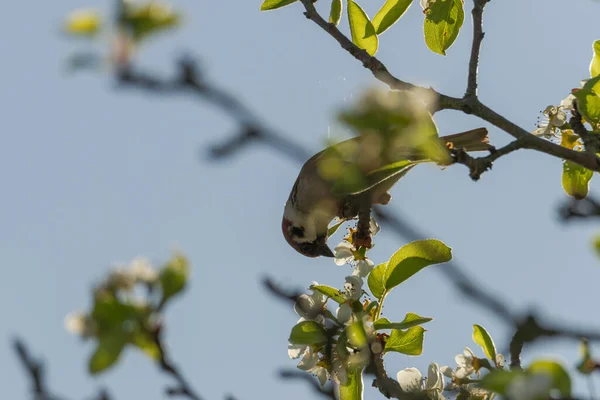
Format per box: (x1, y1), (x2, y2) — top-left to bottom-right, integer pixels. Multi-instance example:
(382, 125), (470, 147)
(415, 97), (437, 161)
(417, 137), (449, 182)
(590, 40), (600, 78)
(289, 321), (327, 345)
(472, 324), (497, 361)
(124, 2), (181, 41)
(131, 330), (160, 360)
(339, 367), (364, 400)
(160, 253), (189, 303)
(385, 239), (452, 290)
(367, 262), (387, 299)
(479, 370), (522, 395)
(372, 0), (413, 35)
(260, 0), (298, 11)
(384, 326), (425, 355)
(330, 0), (343, 25)
(89, 335), (127, 374)
(528, 360), (571, 398)
(374, 313), (432, 330)
(347, 0), (378, 56)
(64, 9), (101, 37)
(327, 220), (345, 238)
(310, 284), (346, 304)
(562, 160), (593, 200)
(574, 75), (600, 125)
(423, 0), (464, 55)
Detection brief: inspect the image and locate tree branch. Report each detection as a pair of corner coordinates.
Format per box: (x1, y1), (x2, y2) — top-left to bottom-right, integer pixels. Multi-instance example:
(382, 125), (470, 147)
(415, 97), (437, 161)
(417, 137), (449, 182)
(13, 338), (69, 400)
(465, 0), (489, 98)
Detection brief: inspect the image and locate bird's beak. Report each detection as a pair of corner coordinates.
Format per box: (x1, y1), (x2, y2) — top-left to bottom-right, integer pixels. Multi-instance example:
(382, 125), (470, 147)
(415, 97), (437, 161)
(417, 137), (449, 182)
(317, 237), (334, 258)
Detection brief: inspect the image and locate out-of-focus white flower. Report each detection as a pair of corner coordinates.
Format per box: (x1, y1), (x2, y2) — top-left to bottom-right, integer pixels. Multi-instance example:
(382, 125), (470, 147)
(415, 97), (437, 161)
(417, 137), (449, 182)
(344, 276), (363, 300)
(294, 288), (326, 321)
(505, 373), (552, 400)
(130, 257), (158, 283)
(288, 343), (329, 386)
(397, 363), (445, 399)
(455, 347), (478, 378)
(103, 267), (136, 290)
(64, 312), (95, 337)
(334, 242), (355, 266)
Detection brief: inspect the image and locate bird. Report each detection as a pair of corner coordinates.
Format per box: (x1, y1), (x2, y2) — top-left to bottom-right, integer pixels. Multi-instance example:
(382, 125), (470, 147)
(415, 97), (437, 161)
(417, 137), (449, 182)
(281, 127), (490, 258)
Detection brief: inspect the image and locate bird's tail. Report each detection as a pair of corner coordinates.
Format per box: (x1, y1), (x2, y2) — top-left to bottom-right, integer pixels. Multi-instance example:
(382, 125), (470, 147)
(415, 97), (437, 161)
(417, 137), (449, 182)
(440, 127), (490, 152)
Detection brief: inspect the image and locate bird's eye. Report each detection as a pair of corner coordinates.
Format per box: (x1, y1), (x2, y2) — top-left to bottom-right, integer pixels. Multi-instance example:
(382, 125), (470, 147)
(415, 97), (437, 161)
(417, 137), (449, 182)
(291, 226), (305, 238)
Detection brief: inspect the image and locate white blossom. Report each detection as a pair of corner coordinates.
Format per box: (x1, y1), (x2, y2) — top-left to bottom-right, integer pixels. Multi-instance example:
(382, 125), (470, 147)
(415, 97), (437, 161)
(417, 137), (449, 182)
(455, 347), (477, 378)
(336, 303), (353, 324)
(352, 259), (374, 278)
(496, 353), (505, 368)
(397, 363), (445, 400)
(334, 242), (355, 266)
(64, 312), (95, 337)
(294, 289), (326, 321)
(129, 257), (158, 283)
(343, 276), (363, 300)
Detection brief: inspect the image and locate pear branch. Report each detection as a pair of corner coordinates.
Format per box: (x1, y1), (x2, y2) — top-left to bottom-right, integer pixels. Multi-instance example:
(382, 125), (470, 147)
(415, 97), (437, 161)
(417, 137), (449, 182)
(297, 0), (600, 174)
(465, 0), (489, 98)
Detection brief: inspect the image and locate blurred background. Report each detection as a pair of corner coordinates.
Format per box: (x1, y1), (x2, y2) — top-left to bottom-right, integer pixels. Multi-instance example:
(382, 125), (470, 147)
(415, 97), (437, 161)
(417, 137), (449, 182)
(2, 0), (600, 398)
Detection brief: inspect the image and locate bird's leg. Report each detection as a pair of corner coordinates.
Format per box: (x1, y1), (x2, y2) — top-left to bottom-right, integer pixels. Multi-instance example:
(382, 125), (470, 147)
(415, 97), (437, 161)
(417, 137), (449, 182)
(352, 196), (373, 249)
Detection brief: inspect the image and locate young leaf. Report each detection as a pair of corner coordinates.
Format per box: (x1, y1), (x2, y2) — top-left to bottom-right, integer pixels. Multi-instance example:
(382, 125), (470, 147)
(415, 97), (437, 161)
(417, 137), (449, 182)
(338, 367), (364, 400)
(260, 0), (298, 11)
(472, 324), (497, 361)
(159, 253), (189, 303)
(367, 262), (387, 299)
(347, 0), (379, 56)
(372, 0), (413, 35)
(528, 360), (571, 398)
(574, 75), (600, 125)
(310, 284), (346, 303)
(383, 326), (425, 355)
(327, 220), (345, 238)
(562, 161), (593, 200)
(590, 40), (600, 78)
(330, 0), (343, 25)
(89, 335), (127, 374)
(374, 313), (432, 330)
(423, 0), (464, 55)
(385, 239), (452, 291)
(347, 321), (369, 348)
(131, 330), (160, 360)
(479, 370), (523, 395)
(64, 9), (101, 37)
(289, 321), (327, 345)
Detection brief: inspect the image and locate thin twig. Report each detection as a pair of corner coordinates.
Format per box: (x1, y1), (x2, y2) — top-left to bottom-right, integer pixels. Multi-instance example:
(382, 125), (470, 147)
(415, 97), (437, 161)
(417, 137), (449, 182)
(13, 338), (69, 400)
(465, 0), (489, 98)
(150, 326), (204, 400)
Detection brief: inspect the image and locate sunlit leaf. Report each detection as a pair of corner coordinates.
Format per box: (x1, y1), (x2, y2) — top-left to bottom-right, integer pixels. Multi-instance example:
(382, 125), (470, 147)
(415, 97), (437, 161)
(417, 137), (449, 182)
(384, 326), (425, 355)
(347, 321), (368, 348)
(124, 2), (181, 41)
(562, 161), (593, 199)
(310, 284), (346, 303)
(590, 40), (600, 78)
(327, 220), (345, 238)
(64, 9), (101, 36)
(338, 367), (364, 400)
(374, 313), (432, 330)
(89, 335), (127, 374)
(528, 360), (571, 398)
(574, 75), (600, 125)
(367, 262), (387, 299)
(159, 253), (189, 303)
(472, 324), (497, 361)
(423, 0), (464, 55)
(131, 330), (160, 360)
(260, 0), (298, 10)
(289, 321), (327, 345)
(372, 0), (413, 35)
(386, 239), (451, 290)
(347, 0), (378, 56)
(479, 370), (522, 395)
(329, 0), (343, 25)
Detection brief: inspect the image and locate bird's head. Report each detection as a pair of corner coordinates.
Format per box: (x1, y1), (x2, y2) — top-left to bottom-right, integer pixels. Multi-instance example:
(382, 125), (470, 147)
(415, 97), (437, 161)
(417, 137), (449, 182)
(282, 203), (334, 258)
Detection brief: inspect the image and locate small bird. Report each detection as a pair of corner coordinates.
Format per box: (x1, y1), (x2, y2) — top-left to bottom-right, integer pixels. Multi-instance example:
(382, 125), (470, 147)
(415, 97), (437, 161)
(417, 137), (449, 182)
(282, 127), (490, 258)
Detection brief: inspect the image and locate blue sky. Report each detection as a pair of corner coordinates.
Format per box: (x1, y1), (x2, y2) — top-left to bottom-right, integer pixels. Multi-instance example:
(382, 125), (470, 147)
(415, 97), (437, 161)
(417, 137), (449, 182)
(2, 0), (600, 399)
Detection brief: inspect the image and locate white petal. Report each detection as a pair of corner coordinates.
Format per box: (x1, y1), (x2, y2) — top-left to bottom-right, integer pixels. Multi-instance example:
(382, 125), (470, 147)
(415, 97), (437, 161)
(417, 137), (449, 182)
(334, 242), (355, 265)
(369, 218), (381, 236)
(463, 347), (475, 358)
(455, 354), (468, 367)
(314, 366), (329, 387)
(288, 343), (307, 359)
(336, 303), (353, 324)
(495, 353), (505, 368)
(396, 368), (423, 392)
(440, 366), (454, 378)
(344, 276), (363, 300)
(426, 363), (444, 391)
(353, 259), (374, 278)
(454, 366), (473, 379)
(298, 347), (319, 371)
